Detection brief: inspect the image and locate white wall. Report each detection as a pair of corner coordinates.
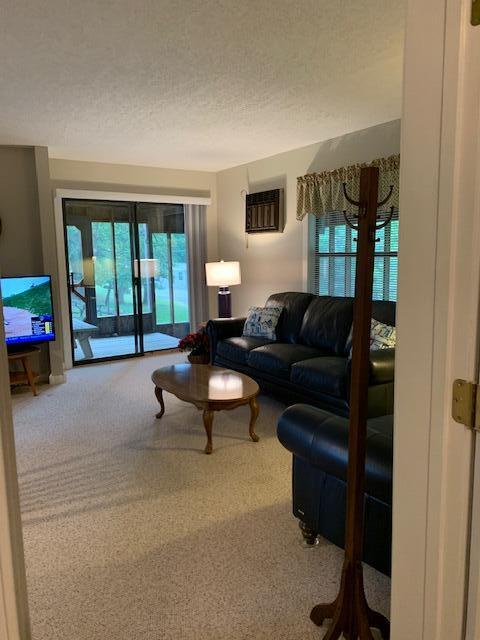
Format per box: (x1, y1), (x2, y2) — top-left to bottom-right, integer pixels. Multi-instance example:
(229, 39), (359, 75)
(0, 146), (53, 377)
(216, 120), (401, 316)
(49, 158), (218, 263)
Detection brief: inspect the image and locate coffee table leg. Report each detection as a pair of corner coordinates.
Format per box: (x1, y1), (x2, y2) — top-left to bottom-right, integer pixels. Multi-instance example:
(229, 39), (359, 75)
(202, 410), (214, 454)
(155, 387), (165, 419)
(249, 396), (260, 442)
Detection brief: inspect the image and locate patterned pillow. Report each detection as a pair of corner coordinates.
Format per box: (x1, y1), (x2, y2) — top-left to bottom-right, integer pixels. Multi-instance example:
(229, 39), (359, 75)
(370, 318), (396, 350)
(348, 318), (396, 357)
(243, 306), (283, 341)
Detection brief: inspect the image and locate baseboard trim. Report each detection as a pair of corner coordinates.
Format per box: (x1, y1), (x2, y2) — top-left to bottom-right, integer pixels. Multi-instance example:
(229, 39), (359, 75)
(49, 373), (66, 385)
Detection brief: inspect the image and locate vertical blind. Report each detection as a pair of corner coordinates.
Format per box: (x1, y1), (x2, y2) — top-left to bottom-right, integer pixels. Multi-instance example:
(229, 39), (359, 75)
(314, 211), (399, 301)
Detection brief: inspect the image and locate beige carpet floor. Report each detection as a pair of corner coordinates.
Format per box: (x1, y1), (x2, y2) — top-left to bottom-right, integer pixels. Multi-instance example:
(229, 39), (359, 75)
(11, 351), (390, 639)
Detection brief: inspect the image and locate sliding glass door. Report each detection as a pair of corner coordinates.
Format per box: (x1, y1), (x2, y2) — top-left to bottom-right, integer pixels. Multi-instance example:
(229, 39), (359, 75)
(63, 199), (190, 365)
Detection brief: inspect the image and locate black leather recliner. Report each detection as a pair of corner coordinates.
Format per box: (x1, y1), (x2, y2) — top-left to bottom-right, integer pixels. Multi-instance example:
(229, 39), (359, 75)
(207, 292), (395, 418)
(277, 404), (393, 575)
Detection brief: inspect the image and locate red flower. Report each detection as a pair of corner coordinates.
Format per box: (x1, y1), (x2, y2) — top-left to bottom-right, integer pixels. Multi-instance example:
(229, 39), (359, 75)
(178, 328), (209, 354)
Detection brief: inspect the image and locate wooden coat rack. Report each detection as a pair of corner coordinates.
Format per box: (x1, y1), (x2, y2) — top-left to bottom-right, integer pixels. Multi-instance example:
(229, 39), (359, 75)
(310, 166), (393, 639)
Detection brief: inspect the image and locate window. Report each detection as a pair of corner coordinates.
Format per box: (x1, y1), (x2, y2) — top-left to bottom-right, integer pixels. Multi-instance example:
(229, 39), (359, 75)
(313, 211), (399, 301)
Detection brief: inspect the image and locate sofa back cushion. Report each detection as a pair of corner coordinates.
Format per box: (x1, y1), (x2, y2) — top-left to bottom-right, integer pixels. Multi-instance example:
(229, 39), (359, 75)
(372, 300), (396, 327)
(299, 296), (354, 355)
(265, 292), (314, 343)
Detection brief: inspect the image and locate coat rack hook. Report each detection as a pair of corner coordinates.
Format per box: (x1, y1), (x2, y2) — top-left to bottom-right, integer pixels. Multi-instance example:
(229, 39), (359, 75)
(342, 182), (361, 207)
(377, 185), (394, 208)
(343, 210), (360, 231)
(375, 205), (395, 231)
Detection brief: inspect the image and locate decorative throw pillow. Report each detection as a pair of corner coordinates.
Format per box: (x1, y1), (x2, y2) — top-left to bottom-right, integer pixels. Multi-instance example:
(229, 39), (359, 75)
(347, 318), (396, 357)
(369, 318), (396, 350)
(243, 306), (283, 341)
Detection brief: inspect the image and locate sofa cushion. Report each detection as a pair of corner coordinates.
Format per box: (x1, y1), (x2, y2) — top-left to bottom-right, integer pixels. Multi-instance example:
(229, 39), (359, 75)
(346, 318), (397, 357)
(372, 300), (396, 327)
(217, 336), (274, 365)
(247, 343), (323, 379)
(299, 297), (354, 356)
(290, 357), (349, 398)
(265, 292), (314, 344)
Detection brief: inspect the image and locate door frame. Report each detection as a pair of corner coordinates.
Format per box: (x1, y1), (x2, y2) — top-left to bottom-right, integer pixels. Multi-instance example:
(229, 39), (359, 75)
(391, 0), (480, 638)
(53, 189), (210, 369)
(0, 296), (31, 640)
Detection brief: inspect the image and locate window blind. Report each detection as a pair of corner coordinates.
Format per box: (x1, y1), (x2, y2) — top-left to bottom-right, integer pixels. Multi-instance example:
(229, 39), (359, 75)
(313, 211), (399, 301)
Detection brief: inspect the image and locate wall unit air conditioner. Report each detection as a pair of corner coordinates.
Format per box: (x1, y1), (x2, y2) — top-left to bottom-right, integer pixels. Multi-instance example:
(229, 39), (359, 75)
(245, 189), (285, 233)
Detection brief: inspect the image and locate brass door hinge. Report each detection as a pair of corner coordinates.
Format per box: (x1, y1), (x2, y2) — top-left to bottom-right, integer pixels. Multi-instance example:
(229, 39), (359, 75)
(473, 0), (480, 26)
(452, 379), (480, 430)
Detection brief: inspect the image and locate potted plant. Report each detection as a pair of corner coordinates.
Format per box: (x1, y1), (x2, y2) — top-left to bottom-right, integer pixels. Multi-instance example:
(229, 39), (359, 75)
(179, 328), (210, 364)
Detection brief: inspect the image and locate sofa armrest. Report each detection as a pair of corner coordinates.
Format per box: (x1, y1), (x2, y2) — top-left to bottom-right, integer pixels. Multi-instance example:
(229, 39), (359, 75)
(277, 403), (393, 503)
(369, 348), (395, 385)
(206, 317), (246, 362)
(277, 404), (342, 463)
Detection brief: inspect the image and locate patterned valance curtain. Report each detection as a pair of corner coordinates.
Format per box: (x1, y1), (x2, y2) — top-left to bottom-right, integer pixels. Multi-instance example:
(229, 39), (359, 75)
(296, 154), (400, 220)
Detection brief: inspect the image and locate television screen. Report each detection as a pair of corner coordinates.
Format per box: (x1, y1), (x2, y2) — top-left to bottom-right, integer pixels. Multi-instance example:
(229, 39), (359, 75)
(1, 275), (56, 346)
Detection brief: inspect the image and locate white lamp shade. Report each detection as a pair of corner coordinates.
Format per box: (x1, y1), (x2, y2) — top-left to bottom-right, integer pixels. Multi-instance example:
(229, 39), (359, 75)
(205, 261), (241, 287)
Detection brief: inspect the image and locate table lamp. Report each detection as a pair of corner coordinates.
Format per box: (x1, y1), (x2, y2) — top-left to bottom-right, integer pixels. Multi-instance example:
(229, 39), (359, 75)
(205, 260), (241, 318)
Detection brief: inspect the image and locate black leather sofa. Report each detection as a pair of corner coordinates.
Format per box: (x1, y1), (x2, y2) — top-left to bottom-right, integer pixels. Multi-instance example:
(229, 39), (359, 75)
(277, 405), (393, 575)
(206, 292), (395, 418)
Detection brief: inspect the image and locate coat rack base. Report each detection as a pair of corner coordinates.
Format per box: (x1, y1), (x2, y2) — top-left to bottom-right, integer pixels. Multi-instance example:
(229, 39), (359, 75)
(310, 560), (390, 640)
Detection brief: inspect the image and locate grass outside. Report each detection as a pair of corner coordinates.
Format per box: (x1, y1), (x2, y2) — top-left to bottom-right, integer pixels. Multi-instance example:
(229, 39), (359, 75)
(156, 299), (189, 324)
(83, 298), (189, 325)
(75, 284), (189, 325)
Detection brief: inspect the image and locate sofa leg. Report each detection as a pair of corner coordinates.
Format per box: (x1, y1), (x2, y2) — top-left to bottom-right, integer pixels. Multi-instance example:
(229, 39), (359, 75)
(299, 520), (318, 545)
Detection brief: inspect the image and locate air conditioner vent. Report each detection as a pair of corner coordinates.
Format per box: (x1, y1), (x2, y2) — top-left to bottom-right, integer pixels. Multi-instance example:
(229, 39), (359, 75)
(245, 189), (285, 233)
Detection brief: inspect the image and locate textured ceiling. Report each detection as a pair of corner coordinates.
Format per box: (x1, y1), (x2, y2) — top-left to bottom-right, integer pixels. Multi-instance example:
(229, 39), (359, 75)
(0, 1), (405, 171)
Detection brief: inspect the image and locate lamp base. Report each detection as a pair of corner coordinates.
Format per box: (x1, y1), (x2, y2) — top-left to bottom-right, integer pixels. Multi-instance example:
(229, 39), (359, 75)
(218, 287), (232, 318)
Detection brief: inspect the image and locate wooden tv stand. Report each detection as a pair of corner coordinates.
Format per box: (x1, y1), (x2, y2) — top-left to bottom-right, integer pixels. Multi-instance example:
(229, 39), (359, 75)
(7, 346), (40, 396)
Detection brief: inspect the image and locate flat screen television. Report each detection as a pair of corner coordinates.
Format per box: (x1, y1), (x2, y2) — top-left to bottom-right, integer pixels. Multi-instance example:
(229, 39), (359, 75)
(1, 275), (56, 347)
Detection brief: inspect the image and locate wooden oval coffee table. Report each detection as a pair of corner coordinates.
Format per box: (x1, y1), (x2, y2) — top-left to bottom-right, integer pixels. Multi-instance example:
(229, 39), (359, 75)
(151, 364), (260, 454)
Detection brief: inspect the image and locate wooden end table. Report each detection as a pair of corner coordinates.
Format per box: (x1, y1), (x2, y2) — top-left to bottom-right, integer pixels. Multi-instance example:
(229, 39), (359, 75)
(151, 364), (260, 454)
(8, 346), (40, 396)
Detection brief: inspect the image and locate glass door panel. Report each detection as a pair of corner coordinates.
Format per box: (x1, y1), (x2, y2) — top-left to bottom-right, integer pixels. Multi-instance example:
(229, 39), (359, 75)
(66, 225), (87, 322)
(137, 223), (152, 314)
(64, 200), (139, 364)
(113, 222), (135, 316)
(171, 233), (189, 324)
(136, 203), (190, 352)
(92, 221), (117, 317)
(152, 232), (172, 325)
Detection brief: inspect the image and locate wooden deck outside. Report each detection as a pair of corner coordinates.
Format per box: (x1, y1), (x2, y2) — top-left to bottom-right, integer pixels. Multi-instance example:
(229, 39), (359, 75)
(74, 332), (179, 362)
